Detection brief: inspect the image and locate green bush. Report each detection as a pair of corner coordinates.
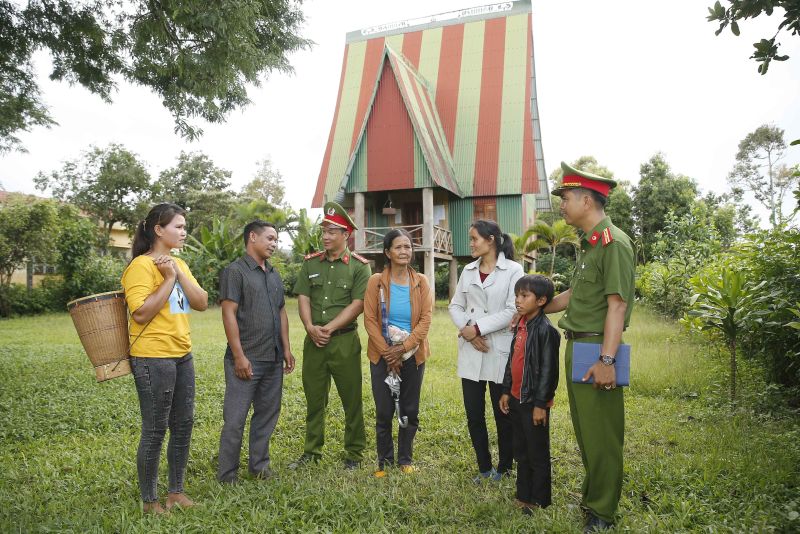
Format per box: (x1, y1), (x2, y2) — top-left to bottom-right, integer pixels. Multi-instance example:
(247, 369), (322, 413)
(67, 253), (125, 299)
(636, 259), (694, 318)
(727, 228), (800, 400)
(2, 279), (64, 316)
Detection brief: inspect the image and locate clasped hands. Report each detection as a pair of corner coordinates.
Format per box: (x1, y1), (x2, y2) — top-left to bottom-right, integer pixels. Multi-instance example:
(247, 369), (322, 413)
(381, 344), (406, 374)
(459, 325), (489, 353)
(306, 324), (333, 347)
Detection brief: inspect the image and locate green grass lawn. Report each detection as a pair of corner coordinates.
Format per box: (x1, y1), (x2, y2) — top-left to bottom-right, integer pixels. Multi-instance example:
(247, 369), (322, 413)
(1, 301), (798, 532)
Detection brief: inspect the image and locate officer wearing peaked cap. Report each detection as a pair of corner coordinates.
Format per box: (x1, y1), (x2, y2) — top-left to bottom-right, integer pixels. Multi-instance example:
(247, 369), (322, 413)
(290, 201), (372, 470)
(545, 162), (635, 531)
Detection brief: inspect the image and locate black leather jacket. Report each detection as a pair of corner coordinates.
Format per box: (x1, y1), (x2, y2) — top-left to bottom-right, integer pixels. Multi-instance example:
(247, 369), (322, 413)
(502, 312), (560, 408)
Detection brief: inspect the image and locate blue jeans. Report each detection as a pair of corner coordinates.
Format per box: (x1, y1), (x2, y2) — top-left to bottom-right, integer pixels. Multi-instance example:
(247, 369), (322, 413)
(131, 353), (195, 502)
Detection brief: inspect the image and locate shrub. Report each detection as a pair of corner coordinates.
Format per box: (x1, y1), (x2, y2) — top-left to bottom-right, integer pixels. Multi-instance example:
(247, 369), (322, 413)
(1, 279), (64, 316)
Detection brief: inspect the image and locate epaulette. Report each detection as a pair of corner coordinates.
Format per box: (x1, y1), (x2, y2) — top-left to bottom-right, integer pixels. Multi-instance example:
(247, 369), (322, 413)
(351, 252), (370, 264)
(601, 227), (614, 247)
(304, 251), (325, 261)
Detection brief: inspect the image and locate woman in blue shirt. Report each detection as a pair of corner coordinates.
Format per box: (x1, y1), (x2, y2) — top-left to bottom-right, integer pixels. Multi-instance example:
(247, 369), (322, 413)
(363, 229), (433, 476)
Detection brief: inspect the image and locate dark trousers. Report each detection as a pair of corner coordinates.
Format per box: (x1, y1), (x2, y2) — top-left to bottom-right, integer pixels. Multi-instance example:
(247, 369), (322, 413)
(509, 396), (552, 507)
(369, 357), (425, 468)
(461, 378), (513, 474)
(218, 359), (284, 482)
(131, 354), (195, 503)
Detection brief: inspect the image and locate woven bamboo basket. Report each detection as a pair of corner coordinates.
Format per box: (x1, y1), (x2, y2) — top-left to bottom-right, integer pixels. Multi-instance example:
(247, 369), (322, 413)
(67, 291), (131, 382)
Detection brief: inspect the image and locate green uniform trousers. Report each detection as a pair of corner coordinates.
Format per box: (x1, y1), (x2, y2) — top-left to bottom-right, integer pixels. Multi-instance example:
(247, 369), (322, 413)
(301, 331), (366, 461)
(565, 337), (624, 523)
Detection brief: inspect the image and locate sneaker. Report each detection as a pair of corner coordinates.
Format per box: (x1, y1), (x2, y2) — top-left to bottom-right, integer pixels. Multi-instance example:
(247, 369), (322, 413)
(373, 469), (387, 478)
(472, 467), (498, 484)
(287, 454), (319, 470)
(400, 464), (416, 474)
(343, 458), (361, 470)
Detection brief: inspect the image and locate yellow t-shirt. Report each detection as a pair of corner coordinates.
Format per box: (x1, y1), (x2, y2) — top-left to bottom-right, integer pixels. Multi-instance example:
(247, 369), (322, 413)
(121, 255), (198, 358)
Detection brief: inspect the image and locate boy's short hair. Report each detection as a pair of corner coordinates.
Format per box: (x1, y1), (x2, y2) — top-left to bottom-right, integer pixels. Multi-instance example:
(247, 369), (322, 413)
(514, 274), (555, 306)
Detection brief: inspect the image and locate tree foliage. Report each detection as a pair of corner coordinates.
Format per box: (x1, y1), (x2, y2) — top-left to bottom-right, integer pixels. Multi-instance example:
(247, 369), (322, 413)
(632, 153), (699, 260)
(685, 269), (774, 400)
(241, 158), (287, 207)
(34, 144), (151, 246)
(729, 124), (798, 227)
(707, 0), (800, 74)
(0, 195), (59, 315)
(520, 219), (579, 276)
(153, 151), (233, 233)
(0, 0), (311, 152)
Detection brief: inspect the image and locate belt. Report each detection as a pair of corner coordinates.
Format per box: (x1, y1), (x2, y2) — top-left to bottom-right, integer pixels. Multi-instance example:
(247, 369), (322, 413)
(564, 330), (602, 340)
(329, 326), (357, 337)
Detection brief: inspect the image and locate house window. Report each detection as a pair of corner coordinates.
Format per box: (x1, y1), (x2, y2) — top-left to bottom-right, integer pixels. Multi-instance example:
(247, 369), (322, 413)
(32, 263), (57, 275)
(473, 199), (497, 222)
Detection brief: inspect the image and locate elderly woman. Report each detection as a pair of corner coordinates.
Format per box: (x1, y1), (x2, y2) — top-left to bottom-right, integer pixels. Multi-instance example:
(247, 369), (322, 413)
(449, 219), (523, 482)
(363, 228), (433, 477)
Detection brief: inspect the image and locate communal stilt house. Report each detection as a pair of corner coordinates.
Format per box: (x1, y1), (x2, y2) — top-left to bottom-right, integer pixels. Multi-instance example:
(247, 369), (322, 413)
(312, 0), (551, 295)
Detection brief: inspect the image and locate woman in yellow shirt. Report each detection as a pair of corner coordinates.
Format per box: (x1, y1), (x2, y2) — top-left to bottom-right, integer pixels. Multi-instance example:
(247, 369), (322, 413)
(121, 203), (208, 514)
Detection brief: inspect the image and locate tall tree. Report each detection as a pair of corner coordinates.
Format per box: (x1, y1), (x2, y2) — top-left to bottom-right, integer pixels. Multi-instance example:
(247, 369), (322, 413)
(707, 0), (800, 74)
(152, 151), (235, 233)
(241, 158), (287, 207)
(633, 153), (699, 261)
(729, 124), (798, 227)
(34, 144), (151, 246)
(0, 0), (311, 153)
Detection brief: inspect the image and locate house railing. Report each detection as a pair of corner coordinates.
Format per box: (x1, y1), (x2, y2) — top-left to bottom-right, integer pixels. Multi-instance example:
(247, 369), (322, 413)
(360, 225), (453, 255)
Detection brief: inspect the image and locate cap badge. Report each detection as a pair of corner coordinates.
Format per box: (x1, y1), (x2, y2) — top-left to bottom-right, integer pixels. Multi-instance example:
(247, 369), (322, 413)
(327, 207), (335, 216)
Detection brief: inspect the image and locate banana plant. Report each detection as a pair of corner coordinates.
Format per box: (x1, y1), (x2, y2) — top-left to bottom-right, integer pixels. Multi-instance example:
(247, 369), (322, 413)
(685, 268), (775, 401)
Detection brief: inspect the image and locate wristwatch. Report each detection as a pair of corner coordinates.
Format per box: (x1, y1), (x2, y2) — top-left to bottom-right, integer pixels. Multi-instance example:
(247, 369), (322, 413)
(599, 354), (616, 366)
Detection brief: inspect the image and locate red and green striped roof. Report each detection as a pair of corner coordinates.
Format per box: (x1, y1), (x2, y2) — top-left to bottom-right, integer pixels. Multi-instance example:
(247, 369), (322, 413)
(313, 0), (543, 207)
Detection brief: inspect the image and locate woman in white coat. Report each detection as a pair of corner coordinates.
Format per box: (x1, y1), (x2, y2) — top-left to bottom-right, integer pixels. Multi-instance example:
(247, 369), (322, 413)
(449, 219), (524, 482)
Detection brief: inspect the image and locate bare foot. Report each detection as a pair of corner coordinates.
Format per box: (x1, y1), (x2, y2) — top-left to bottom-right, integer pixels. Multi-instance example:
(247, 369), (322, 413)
(166, 492), (195, 510)
(142, 502), (167, 515)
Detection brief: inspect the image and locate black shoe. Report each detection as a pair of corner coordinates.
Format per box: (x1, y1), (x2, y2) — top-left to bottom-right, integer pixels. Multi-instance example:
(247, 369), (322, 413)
(343, 459), (361, 470)
(288, 454), (319, 470)
(584, 513), (613, 532)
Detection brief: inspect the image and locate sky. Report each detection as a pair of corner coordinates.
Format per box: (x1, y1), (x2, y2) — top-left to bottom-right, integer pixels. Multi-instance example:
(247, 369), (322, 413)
(1, 0), (799, 223)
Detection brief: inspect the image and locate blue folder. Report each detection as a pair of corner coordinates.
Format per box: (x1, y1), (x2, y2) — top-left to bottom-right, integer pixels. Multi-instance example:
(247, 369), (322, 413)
(571, 343), (631, 386)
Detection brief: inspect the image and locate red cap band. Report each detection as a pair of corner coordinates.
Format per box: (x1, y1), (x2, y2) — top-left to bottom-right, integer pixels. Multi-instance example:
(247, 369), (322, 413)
(560, 175), (611, 197)
(322, 213), (353, 232)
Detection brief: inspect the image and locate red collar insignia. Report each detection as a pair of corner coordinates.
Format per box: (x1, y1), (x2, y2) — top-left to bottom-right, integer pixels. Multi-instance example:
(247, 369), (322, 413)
(588, 231), (601, 247)
(601, 227), (614, 246)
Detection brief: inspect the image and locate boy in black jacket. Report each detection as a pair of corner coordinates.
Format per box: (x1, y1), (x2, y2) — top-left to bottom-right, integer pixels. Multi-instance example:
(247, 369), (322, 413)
(499, 274), (560, 513)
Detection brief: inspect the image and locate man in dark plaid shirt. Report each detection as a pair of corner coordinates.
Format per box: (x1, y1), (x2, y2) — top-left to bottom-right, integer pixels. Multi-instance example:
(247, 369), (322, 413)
(217, 220), (295, 483)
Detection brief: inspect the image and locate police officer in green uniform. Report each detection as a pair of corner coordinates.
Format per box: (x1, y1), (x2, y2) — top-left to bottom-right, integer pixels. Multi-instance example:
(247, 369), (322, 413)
(290, 201), (372, 470)
(545, 162), (635, 532)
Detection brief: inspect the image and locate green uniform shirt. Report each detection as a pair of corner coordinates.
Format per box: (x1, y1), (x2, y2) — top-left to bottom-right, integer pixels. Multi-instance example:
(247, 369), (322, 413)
(558, 216), (635, 333)
(293, 248), (371, 327)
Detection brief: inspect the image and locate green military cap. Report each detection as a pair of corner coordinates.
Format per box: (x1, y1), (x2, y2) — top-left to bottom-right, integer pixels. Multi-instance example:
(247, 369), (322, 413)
(552, 161), (618, 197)
(322, 201), (357, 231)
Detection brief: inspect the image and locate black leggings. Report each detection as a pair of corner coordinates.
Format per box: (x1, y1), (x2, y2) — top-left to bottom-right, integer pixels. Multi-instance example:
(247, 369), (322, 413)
(461, 378), (513, 474)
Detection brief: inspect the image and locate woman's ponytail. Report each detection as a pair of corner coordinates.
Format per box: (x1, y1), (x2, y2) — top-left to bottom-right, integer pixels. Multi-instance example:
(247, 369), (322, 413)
(500, 233), (515, 261)
(470, 219), (515, 260)
(130, 220), (152, 260)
